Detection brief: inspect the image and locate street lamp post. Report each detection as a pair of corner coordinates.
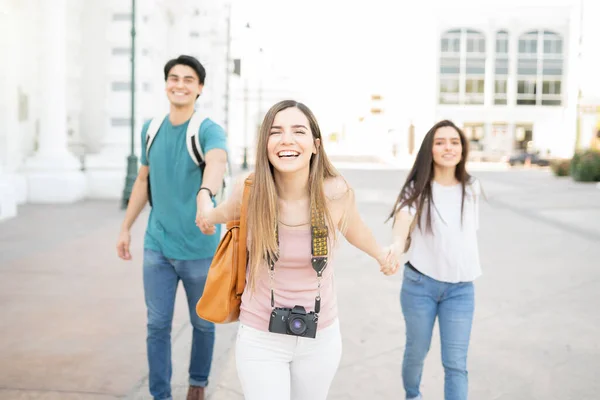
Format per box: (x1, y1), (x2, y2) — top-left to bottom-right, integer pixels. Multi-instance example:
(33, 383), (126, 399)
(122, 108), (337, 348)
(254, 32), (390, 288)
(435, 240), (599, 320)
(242, 78), (249, 170)
(241, 22), (252, 171)
(121, 0), (138, 209)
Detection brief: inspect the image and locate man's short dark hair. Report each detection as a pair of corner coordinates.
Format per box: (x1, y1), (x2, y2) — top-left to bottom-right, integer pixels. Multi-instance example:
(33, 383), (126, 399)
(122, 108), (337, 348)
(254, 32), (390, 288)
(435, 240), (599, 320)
(163, 55), (206, 84)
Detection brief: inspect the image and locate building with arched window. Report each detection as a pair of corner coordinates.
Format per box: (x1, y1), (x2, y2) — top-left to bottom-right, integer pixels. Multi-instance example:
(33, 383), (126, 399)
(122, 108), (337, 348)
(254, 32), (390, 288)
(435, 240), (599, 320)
(434, 2), (590, 162)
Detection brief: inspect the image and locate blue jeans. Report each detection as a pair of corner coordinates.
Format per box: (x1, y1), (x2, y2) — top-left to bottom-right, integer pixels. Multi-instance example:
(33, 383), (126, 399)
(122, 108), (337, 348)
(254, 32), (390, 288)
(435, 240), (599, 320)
(143, 249), (215, 400)
(400, 264), (474, 400)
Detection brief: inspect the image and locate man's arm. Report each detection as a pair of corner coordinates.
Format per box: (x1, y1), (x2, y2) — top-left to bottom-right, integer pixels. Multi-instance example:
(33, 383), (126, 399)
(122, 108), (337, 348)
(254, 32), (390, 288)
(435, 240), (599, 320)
(197, 148), (228, 199)
(117, 165), (149, 260)
(195, 148), (228, 227)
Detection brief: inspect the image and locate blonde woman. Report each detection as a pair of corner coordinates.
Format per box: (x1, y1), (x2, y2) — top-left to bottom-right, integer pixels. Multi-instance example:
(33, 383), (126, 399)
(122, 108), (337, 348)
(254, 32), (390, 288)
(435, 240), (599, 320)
(196, 100), (399, 400)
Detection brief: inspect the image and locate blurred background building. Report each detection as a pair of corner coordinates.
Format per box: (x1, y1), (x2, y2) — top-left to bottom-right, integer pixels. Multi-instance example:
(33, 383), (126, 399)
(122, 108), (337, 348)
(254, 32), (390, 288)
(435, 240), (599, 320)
(0, 0), (599, 220)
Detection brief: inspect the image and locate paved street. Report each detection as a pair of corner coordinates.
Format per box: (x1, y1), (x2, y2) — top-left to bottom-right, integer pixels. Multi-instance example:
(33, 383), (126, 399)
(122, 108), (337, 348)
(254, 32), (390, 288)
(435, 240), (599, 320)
(0, 167), (599, 399)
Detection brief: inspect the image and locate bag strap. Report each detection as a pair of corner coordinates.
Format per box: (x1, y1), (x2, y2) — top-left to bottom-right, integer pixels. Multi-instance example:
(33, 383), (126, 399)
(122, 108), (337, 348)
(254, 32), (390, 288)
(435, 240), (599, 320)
(236, 174), (254, 296)
(267, 204), (329, 316)
(145, 114), (168, 160)
(186, 110), (206, 167)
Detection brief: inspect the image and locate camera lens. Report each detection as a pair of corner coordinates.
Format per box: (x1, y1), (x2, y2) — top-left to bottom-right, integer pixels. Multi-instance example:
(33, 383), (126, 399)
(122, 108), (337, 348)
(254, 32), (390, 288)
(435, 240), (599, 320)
(288, 316), (307, 335)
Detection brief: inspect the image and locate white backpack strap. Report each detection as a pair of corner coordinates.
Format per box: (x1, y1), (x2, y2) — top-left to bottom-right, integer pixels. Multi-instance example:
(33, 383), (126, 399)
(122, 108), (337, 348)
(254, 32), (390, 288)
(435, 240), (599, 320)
(146, 114), (168, 159)
(186, 110), (205, 166)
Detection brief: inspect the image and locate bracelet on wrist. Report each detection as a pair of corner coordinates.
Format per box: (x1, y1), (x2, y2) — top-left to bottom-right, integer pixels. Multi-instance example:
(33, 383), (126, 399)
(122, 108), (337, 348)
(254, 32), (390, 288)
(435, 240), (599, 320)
(198, 187), (215, 198)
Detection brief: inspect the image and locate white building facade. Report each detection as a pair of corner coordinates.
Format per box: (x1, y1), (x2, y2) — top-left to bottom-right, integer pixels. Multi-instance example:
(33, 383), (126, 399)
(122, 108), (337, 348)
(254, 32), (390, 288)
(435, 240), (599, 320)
(333, 0), (600, 164)
(0, 0), (231, 221)
(434, 3), (581, 161)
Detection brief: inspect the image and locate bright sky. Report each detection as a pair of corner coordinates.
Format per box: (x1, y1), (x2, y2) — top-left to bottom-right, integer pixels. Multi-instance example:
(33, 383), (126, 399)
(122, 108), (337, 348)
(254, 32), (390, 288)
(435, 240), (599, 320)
(231, 0), (600, 127)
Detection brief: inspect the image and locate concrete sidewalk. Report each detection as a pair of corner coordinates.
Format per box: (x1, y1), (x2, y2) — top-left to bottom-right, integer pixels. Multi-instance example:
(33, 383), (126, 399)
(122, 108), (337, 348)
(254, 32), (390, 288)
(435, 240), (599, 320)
(1, 168), (599, 399)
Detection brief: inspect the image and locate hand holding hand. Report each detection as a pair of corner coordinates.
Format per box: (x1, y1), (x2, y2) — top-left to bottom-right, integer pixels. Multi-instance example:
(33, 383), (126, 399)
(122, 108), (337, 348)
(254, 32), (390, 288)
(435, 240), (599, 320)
(195, 194), (216, 235)
(376, 246), (401, 276)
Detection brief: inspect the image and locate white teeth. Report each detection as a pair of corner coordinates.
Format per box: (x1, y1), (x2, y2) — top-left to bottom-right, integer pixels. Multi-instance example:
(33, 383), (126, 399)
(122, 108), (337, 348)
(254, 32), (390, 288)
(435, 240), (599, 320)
(278, 151), (299, 157)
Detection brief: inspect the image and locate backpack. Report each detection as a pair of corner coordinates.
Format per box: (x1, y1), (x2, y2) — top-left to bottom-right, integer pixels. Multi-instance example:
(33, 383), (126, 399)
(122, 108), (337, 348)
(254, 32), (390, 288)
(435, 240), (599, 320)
(145, 110), (230, 206)
(196, 174), (253, 323)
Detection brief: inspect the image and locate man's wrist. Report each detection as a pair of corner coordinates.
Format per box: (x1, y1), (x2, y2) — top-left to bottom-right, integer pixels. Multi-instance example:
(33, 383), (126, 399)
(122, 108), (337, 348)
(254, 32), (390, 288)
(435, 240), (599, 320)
(198, 186), (215, 199)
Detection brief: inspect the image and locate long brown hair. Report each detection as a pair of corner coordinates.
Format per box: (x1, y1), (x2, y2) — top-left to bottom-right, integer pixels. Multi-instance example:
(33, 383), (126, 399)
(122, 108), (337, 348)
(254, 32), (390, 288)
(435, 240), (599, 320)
(387, 120), (471, 232)
(247, 100), (339, 289)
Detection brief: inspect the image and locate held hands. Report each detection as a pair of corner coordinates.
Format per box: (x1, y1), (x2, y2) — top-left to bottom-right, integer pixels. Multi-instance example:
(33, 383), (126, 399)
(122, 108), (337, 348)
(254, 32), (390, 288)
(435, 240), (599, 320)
(376, 245), (401, 276)
(195, 192), (217, 235)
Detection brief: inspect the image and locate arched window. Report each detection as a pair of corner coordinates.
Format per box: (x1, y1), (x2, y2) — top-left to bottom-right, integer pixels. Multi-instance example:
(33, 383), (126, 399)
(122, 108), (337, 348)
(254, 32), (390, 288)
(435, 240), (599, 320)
(439, 28), (486, 105)
(516, 30), (564, 106)
(541, 31), (563, 106)
(494, 30), (509, 105)
(439, 29), (461, 105)
(465, 29), (485, 105)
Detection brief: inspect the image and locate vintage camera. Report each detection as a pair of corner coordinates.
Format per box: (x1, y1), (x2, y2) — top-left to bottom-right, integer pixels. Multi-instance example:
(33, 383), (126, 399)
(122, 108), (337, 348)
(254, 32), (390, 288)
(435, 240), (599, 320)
(268, 305), (318, 338)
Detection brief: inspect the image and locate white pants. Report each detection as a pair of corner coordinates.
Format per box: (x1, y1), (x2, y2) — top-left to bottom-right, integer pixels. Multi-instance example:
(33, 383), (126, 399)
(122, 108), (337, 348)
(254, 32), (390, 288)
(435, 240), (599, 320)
(235, 319), (342, 400)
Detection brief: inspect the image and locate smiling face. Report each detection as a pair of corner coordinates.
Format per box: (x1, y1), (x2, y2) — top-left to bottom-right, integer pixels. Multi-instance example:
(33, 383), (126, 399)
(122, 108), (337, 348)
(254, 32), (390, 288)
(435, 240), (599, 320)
(164, 64), (203, 108)
(267, 107), (319, 174)
(432, 125), (463, 168)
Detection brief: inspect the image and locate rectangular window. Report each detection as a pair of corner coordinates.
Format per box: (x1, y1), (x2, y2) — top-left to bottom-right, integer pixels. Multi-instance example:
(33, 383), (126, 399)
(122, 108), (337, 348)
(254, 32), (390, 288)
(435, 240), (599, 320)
(541, 99), (561, 106)
(463, 124), (485, 151)
(112, 47), (149, 57)
(466, 57), (485, 74)
(112, 47), (130, 55)
(467, 37), (485, 53)
(111, 118), (130, 127)
(465, 79), (484, 105)
(542, 59), (563, 75)
(439, 78), (459, 104)
(441, 35), (461, 53)
(544, 38), (563, 54)
(466, 79), (484, 93)
(441, 38), (449, 52)
(440, 57), (460, 74)
(517, 80), (536, 94)
(494, 79), (507, 105)
(496, 38), (508, 54)
(440, 78), (459, 93)
(112, 82), (130, 91)
(517, 79), (537, 105)
(542, 81), (561, 95)
(542, 80), (562, 106)
(495, 58), (508, 74)
(518, 38), (537, 54)
(495, 79), (507, 94)
(517, 59), (537, 75)
(112, 13), (131, 21)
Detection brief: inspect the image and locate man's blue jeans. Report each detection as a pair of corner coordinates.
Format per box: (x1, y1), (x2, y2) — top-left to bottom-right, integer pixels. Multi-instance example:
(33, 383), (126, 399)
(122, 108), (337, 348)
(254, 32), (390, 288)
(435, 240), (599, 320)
(400, 264), (475, 400)
(143, 249), (215, 400)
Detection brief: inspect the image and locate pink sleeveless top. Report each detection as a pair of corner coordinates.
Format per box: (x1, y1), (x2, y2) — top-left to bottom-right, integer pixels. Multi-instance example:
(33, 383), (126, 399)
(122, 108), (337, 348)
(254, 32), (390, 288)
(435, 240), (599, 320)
(239, 224), (338, 332)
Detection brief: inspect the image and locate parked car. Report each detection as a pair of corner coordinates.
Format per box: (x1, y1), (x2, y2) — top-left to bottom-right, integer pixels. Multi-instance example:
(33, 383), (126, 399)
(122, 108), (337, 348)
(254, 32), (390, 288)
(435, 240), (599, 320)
(508, 152), (551, 167)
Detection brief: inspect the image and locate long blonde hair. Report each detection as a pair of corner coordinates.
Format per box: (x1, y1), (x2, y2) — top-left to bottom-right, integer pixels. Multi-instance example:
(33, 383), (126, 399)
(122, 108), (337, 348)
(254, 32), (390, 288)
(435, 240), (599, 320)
(247, 100), (339, 289)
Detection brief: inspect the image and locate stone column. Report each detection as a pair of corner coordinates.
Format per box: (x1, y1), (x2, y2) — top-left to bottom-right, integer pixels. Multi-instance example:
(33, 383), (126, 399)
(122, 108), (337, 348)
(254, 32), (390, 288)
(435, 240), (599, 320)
(24, 0), (86, 203)
(83, 0), (128, 199)
(0, 2), (19, 219)
(507, 29), (518, 107)
(484, 28), (495, 108)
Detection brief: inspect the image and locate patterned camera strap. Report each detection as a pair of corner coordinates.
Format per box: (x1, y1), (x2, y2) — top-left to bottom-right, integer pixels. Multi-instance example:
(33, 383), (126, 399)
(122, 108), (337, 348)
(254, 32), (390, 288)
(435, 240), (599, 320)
(268, 205), (329, 317)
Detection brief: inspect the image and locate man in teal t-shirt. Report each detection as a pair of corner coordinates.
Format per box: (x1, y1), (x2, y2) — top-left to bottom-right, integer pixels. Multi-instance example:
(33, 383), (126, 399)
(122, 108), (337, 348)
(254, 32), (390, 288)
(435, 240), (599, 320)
(116, 55), (228, 400)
